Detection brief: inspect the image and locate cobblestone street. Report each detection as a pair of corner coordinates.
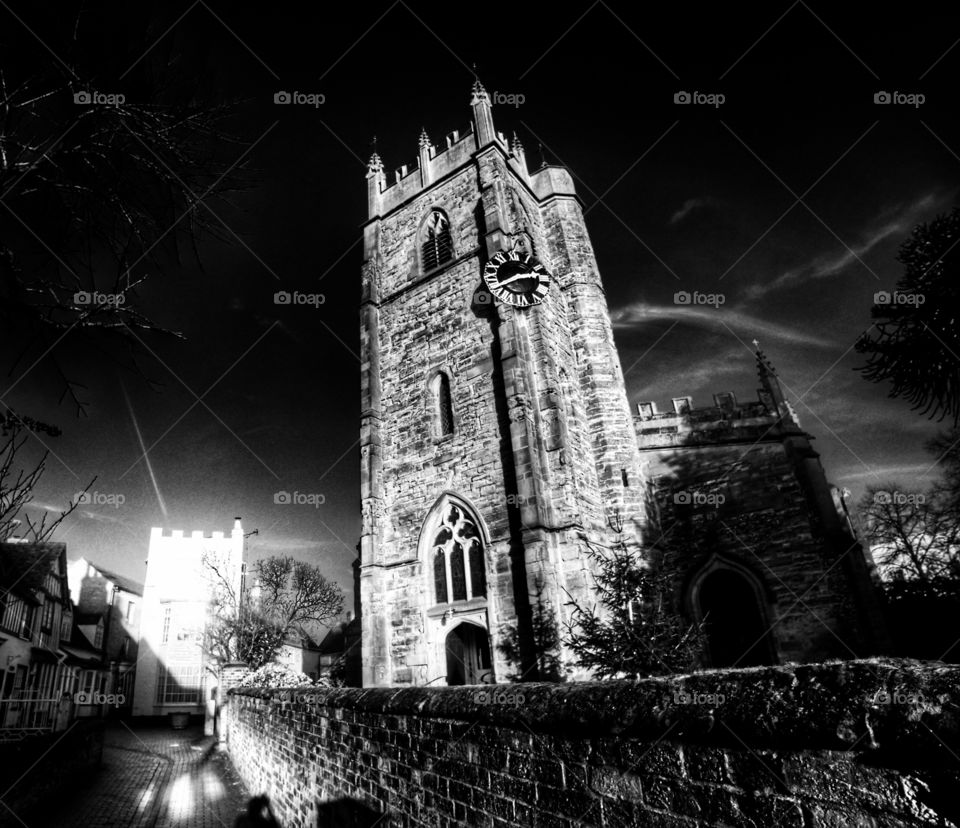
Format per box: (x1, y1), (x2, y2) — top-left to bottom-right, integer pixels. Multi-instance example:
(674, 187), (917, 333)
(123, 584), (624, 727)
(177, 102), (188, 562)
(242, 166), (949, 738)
(43, 722), (250, 828)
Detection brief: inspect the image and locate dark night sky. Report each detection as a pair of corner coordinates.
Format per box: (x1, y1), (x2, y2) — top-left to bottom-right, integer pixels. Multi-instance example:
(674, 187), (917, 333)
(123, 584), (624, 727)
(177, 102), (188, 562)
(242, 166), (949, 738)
(3, 1), (959, 607)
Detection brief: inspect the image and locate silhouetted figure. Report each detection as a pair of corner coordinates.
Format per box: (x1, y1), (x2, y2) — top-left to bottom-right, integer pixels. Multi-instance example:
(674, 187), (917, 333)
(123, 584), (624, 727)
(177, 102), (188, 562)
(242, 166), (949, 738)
(235, 795), (281, 828)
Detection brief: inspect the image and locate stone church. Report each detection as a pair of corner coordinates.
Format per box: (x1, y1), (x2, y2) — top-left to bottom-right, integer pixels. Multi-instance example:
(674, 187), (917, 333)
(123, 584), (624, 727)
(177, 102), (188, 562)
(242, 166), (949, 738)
(355, 81), (887, 688)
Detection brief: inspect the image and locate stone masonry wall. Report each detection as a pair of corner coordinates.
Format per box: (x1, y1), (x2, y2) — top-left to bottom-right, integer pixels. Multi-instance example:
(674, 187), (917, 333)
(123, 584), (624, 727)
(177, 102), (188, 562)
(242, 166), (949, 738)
(641, 439), (872, 662)
(361, 128), (651, 685)
(223, 659), (959, 828)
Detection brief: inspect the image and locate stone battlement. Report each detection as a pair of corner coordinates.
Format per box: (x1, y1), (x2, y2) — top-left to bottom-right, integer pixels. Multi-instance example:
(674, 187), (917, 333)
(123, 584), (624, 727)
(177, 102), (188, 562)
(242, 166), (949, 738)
(150, 527), (225, 540)
(636, 390), (767, 420)
(367, 81), (579, 222)
(634, 390), (787, 446)
(149, 518), (243, 541)
(374, 124), (478, 207)
(369, 125), (530, 219)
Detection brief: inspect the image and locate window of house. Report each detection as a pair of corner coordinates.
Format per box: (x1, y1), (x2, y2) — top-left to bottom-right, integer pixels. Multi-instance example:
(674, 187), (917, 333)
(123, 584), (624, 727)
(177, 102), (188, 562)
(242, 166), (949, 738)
(125, 600), (136, 622)
(420, 210), (453, 272)
(22, 605), (35, 640)
(161, 606), (172, 644)
(431, 372), (454, 437)
(37, 663), (55, 698)
(40, 600), (55, 631)
(155, 663), (202, 705)
(93, 622), (103, 650)
(1, 595), (27, 635)
(80, 670), (96, 700)
(60, 612), (72, 642)
(430, 502), (486, 605)
(45, 572), (61, 597)
(10, 665), (27, 700)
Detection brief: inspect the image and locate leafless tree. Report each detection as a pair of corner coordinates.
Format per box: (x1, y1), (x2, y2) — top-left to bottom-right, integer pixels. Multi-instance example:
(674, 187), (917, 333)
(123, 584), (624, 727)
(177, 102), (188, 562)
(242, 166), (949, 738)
(254, 556), (344, 632)
(1, 7), (248, 414)
(0, 410), (92, 542)
(859, 483), (960, 586)
(203, 553), (343, 671)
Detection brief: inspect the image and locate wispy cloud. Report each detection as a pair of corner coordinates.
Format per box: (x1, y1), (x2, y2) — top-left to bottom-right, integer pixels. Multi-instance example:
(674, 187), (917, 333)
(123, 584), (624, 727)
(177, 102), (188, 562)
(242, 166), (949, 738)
(669, 196), (719, 225)
(610, 301), (836, 348)
(28, 500), (129, 526)
(834, 464), (935, 482)
(248, 535), (340, 554)
(627, 345), (745, 402)
(745, 191), (944, 300)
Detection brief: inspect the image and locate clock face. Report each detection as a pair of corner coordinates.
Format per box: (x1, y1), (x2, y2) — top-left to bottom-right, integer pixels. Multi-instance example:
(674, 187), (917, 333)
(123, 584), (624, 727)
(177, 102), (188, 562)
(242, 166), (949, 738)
(482, 250), (551, 307)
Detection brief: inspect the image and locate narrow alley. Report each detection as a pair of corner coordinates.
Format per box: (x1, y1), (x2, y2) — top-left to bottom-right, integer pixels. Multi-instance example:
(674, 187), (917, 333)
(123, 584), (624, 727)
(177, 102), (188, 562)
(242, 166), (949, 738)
(45, 723), (250, 828)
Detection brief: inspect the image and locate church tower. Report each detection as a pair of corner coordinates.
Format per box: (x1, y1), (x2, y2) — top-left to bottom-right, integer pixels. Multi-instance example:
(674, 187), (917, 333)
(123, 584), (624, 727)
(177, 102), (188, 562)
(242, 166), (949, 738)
(358, 81), (645, 687)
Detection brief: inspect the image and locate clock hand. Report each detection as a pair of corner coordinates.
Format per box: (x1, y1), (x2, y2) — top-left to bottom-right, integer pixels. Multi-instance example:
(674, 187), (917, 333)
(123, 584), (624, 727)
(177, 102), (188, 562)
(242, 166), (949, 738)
(498, 271), (536, 286)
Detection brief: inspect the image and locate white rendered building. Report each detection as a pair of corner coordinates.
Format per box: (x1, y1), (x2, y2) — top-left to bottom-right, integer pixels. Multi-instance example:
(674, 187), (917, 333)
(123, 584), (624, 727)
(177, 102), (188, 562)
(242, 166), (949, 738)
(132, 519), (244, 717)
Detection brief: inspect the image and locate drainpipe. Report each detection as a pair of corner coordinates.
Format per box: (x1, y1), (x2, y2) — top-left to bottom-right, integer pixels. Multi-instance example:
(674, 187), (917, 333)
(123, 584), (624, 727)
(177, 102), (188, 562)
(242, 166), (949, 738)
(102, 585), (119, 711)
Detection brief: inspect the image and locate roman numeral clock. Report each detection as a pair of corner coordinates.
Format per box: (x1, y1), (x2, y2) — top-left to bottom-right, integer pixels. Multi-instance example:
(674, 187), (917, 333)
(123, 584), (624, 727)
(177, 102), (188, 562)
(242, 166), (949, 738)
(482, 249), (551, 307)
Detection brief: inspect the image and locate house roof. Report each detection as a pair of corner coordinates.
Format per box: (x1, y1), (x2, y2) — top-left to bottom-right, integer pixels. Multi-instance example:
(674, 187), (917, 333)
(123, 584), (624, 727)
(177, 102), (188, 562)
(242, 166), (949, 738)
(0, 541), (67, 601)
(68, 614), (103, 656)
(60, 643), (104, 667)
(315, 626), (345, 654)
(85, 561), (144, 596)
(283, 631), (321, 651)
(75, 611), (103, 626)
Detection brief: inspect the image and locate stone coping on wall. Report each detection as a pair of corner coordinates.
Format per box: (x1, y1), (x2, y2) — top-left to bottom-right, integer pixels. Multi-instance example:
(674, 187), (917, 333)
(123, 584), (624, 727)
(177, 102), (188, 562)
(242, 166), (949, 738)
(228, 658), (959, 758)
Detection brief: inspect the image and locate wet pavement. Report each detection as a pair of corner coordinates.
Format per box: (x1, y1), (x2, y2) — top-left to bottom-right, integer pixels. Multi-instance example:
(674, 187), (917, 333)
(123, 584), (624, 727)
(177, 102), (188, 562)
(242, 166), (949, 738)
(41, 722), (250, 828)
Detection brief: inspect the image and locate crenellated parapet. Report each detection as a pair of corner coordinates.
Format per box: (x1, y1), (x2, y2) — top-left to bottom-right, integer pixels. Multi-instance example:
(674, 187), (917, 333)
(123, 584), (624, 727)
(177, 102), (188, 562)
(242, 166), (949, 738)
(365, 80), (552, 223)
(636, 346), (806, 449)
(635, 390), (797, 448)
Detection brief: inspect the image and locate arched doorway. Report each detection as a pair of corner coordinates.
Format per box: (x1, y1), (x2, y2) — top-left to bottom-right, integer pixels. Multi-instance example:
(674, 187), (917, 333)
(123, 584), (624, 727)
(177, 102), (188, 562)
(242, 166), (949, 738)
(696, 568), (774, 667)
(445, 623), (492, 685)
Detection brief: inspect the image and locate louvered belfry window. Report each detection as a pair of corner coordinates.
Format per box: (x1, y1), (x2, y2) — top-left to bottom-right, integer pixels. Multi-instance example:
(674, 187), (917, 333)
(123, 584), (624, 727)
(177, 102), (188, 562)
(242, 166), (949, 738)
(421, 210), (452, 271)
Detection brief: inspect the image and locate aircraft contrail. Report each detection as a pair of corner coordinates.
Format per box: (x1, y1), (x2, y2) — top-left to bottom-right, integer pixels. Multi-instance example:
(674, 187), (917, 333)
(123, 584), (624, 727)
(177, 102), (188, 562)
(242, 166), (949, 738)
(122, 381), (168, 519)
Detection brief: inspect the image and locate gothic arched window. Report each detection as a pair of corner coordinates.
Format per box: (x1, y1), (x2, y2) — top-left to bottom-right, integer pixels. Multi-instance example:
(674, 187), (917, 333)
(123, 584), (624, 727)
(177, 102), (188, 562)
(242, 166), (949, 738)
(420, 209), (453, 272)
(433, 549), (448, 604)
(431, 372), (454, 437)
(428, 501), (486, 605)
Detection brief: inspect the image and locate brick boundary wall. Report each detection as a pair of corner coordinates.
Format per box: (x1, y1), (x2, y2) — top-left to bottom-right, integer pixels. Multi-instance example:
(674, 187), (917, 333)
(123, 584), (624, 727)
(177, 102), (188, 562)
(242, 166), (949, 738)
(223, 658), (960, 827)
(0, 718), (105, 827)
